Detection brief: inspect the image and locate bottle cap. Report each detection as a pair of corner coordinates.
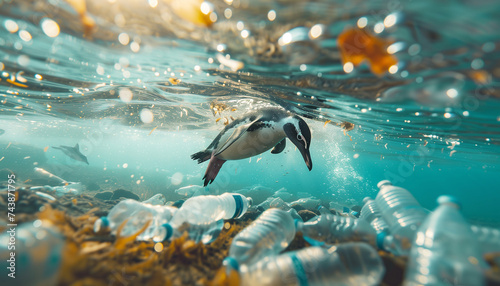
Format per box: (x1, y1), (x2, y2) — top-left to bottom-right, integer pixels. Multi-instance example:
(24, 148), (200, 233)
(223, 257), (239, 272)
(376, 231), (388, 250)
(377, 180), (392, 189)
(93, 217), (109, 233)
(161, 223), (174, 241)
(437, 195), (461, 209)
(343, 206), (350, 213)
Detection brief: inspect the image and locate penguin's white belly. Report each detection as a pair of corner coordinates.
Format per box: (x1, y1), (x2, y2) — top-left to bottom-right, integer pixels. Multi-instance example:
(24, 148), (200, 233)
(217, 128), (285, 160)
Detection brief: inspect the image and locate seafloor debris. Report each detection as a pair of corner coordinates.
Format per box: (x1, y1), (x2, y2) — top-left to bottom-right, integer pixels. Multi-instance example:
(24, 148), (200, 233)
(2, 189), (498, 286)
(337, 27), (398, 76)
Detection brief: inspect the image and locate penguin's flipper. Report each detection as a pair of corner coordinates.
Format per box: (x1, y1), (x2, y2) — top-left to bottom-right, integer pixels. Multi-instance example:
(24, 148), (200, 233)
(271, 138), (286, 154)
(214, 119), (260, 157)
(191, 150), (212, 163)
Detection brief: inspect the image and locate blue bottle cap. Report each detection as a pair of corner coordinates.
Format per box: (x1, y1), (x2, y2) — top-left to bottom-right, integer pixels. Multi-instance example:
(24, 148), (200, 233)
(161, 223), (174, 241)
(223, 257), (239, 272)
(94, 217), (109, 233)
(376, 231), (388, 251)
(100, 216), (109, 228)
(437, 195), (461, 209)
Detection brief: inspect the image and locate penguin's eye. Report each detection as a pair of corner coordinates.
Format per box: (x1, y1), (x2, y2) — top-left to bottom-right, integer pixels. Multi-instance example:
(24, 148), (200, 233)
(297, 134), (303, 141)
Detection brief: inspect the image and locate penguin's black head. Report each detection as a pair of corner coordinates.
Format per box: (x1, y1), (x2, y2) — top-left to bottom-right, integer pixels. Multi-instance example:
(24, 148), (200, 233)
(283, 116), (312, 171)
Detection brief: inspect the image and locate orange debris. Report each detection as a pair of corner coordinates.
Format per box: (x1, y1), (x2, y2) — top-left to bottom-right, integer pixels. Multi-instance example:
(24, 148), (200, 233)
(337, 27), (398, 76)
(169, 77), (181, 85)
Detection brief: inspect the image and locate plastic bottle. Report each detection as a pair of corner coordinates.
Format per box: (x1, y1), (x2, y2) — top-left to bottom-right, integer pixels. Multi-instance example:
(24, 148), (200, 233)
(0, 221), (65, 286)
(257, 197), (301, 220)
(224, 208), (296, 271)
(360, 197), (389, 234)
(240, 242), (385, 286)
(169, 193), (251, 226)
(471, 225), (500, 264)
(143, 194), (167, 205)
(296, 206), (377, 247)
(375, 180), (428, 255)
(93, 199), (178, 242)
(52, 182), (83, 196)
(165, 193), (251, 243)
(404, 195), (486, 286)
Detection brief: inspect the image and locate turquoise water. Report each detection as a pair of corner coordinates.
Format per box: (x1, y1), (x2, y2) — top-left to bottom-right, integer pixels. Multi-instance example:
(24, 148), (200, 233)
(0, 0), (499, 225)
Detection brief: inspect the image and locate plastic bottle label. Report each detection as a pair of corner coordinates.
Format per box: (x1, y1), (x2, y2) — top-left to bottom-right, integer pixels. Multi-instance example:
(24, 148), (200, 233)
(232, 195), (244, 219)
(289, 253), (308, 286)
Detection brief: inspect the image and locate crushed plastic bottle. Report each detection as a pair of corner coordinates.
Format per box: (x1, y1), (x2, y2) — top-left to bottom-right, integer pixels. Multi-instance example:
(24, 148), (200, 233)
(240, 242), (385, 286)
(94, 199), (178, 242)
(0, 221), (65, 286)
(375, 180), (428, 255)
(224, 208), (296, 271)
(296, 206), (377, 246)
(404, 195), (486, 286)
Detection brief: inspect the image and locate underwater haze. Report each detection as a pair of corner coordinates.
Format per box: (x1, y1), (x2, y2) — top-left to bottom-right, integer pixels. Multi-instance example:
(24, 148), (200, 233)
(1, 0), (500, 226)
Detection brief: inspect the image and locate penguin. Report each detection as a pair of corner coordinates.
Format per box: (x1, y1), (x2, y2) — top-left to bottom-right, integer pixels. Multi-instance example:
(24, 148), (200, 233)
(191, 107), (312, 186)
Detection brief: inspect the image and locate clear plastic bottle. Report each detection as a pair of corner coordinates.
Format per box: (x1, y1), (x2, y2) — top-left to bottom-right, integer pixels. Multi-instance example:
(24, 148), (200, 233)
(143, 194), (167, 205)
(224, 208), (296, 270)
(375, 180), (428, 255)
(471, 225), (500, 264)
(360, 197), (389, 234)
(169, 193), (251, 226)
(404, 195), (486, 286)
(0, 221), (65, 286)
(165, 193), (251, 243)
(296, 206), (377, 246)
(93, 199), (178, 241)
(240, 242), (385, 286)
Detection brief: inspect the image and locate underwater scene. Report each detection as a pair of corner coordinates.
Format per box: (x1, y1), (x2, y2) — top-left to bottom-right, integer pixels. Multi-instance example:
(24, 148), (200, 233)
(1, 0), (500, 285)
